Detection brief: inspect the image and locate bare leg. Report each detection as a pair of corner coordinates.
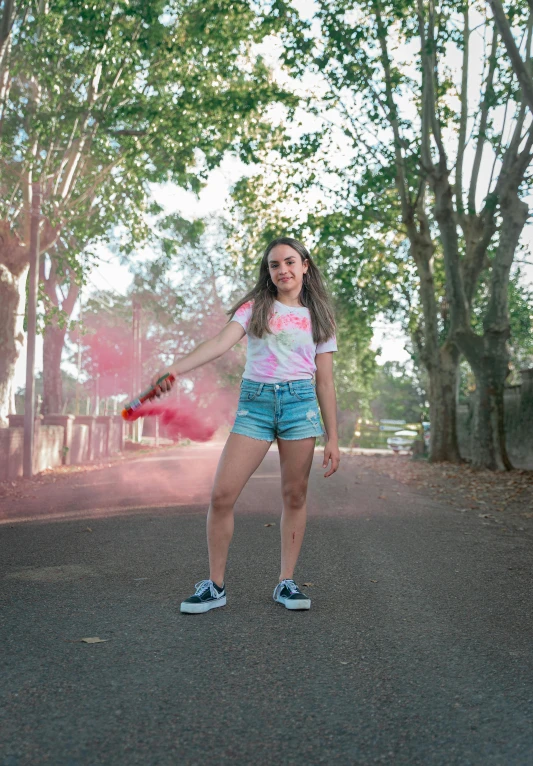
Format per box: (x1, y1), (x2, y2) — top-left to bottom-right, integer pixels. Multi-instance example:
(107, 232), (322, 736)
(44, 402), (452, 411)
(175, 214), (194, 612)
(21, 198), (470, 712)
(208, 433), (271, 586)
(277, 437), (316, 582)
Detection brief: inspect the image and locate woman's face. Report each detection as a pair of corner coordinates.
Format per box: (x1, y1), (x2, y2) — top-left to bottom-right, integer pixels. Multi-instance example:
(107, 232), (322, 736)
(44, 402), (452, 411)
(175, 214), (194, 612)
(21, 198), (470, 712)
(267, 245), (308, 293)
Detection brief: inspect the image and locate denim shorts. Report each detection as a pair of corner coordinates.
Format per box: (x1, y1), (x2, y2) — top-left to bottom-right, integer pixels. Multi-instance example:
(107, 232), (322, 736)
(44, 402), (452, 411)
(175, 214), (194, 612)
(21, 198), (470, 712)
(230, 378), (324, 442)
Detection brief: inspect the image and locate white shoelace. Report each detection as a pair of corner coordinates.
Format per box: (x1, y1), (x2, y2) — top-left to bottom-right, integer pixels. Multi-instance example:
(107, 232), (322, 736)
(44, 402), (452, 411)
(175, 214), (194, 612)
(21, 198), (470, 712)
(281, 578), (299, 594)
(194, 579), (221, 599)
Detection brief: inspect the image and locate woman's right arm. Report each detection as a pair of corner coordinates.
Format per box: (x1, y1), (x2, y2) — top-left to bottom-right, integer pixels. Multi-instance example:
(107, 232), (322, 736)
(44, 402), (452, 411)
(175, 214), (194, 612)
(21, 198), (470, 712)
(153, 320), (246, 391)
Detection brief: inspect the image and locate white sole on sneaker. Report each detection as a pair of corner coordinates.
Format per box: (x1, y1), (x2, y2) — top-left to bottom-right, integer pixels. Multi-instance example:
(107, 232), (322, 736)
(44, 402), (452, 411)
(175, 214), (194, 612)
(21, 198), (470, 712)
(180, 596), (226, 614)
(275, 596), (311, 610)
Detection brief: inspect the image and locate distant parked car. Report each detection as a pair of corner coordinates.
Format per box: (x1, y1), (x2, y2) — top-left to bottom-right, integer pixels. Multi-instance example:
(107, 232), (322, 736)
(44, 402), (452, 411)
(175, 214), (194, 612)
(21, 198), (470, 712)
(387, 429), (419, 453)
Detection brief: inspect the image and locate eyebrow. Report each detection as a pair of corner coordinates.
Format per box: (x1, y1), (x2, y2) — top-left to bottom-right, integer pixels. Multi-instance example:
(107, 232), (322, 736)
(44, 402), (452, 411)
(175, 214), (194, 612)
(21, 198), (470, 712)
(268, 255), (296, 265)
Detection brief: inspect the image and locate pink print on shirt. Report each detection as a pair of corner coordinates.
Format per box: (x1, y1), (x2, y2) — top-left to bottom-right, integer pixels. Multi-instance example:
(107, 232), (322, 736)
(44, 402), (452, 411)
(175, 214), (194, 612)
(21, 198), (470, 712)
(269, 311), (312, 334)
(253, 352), (279, 380)
(232, 299), (337, 384)
(236, 301), (253, 317)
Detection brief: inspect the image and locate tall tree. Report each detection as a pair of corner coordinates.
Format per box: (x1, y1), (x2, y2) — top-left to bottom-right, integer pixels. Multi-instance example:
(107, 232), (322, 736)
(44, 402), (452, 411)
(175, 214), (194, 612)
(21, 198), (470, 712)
(414, 1), (533, 468)
(232, 0), (533, 468)
(0, 0), (299, 422)
(40, 239), (82, 414)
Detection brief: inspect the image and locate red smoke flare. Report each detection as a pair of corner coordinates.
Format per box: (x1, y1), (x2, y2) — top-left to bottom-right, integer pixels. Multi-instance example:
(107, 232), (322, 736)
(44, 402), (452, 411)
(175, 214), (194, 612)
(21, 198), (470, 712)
(123, 399), (217, 442)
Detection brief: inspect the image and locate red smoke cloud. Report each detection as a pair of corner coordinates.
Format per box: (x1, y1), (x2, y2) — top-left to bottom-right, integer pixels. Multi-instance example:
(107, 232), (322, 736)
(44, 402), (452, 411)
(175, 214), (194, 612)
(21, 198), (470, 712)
(124, 398), (218, 442)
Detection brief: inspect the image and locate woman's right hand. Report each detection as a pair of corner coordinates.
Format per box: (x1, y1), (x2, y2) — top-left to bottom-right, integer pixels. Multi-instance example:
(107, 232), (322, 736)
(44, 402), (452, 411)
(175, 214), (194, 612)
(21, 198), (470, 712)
(151, 370), (176, 396)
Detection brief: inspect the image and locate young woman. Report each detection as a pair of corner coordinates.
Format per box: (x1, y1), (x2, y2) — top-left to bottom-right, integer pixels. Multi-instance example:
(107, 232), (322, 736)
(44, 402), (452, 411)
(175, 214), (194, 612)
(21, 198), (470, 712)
(154, 236), (340, 613)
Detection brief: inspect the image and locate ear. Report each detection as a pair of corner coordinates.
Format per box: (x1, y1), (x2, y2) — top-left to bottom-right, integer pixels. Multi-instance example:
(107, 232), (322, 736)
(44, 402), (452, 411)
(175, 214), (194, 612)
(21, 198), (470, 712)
(303, 259), (309, 273)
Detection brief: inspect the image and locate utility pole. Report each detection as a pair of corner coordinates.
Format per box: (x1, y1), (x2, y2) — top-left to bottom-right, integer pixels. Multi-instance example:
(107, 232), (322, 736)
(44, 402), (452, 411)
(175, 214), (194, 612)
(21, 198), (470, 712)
(132, 299), (142, 442)
(75, 294), (82, 415)
(113, 373), (118, 415)
(23, 182), (41, 478)
(94, 373), (100, 416)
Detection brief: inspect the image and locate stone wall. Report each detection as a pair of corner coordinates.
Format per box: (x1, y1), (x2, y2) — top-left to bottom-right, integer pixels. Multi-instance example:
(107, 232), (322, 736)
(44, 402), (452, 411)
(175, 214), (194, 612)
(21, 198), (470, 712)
(0, 426), (24, 481)
(109, 418), (124, 453)
(0, 420), (64, 480)
(0, 415), (125, 479)
(93, 422), (108, 458)
(457, 368), (533, 468)
(34, 425), (65, 474)
(71, 424), (90, 465)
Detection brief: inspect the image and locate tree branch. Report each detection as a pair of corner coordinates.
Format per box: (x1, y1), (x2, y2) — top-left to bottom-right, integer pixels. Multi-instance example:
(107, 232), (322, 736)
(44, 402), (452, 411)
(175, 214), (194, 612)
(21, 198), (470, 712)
(487, 93), (511, 193)
(418, 0), (433, 175)
(456, 6), (469, 216)
(468, 26), (498, 214)
(42, 255), (59, 306)
(62, 277), (80, 318)
(417, 0), (447, 168)
(52, 118), (80, 197)
(488, 0), (533, 113)
(0, 0), (14, 136)
(65, 154), (124, 212)
(374, 0), (411, 223)
(108, 128), (148, 136)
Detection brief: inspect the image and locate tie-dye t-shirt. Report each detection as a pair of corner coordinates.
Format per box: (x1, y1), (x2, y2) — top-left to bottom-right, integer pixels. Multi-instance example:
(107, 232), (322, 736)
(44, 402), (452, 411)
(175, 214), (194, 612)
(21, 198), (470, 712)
(231, 299), (337, 384)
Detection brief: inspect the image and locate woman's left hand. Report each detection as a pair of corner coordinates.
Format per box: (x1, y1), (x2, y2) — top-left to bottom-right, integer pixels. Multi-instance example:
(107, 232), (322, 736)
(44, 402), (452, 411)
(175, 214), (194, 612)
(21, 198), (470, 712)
(323, 440), (341, 478)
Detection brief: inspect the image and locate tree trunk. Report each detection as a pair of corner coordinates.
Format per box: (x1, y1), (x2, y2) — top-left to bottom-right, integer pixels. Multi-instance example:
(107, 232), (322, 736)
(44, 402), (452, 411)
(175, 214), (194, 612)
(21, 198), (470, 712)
(411, 232), (462, 463)
(470, 341), (512, 471)
(459, 190), (527, 470)
(0, 222), (29, 425)
(0, 265), (28, 424)
(456, 329), (513, 470)
(427, 342), (461, 463)
(432, 155), (525, 470)
(40, 255), (80, 415)
(42, 323), (67, 415)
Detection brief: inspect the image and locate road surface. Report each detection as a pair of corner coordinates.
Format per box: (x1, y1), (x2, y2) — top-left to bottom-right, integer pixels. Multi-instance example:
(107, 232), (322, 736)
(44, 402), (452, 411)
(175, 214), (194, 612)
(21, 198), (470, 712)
(1, 445), (532, 765)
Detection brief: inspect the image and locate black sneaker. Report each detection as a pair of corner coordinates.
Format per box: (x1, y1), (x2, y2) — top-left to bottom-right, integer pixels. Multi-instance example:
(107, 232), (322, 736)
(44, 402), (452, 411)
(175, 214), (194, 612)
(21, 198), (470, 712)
(273, 579), (311, 610)
(180, 579), (226, 614)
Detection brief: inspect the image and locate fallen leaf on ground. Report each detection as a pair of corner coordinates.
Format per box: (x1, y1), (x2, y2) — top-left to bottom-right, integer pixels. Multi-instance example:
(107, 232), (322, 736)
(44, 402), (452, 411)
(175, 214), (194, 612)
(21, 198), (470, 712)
(370, 579), (378, 583)
(340, 661), (349, 665)
(342, 455), (533, 524)
(264, 523), (275, 527)
(80, 637), (108, 644)
(302, 582), (314, 587)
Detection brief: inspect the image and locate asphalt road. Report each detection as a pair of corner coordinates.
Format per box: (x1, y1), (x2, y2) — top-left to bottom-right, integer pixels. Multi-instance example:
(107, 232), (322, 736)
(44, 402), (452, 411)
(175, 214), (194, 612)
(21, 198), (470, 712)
(1, 445), (532, 765)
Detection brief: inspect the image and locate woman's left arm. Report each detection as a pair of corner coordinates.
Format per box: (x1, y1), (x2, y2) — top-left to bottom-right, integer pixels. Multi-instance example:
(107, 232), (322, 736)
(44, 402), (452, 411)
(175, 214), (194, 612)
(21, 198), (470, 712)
(315, 352), (341, 478)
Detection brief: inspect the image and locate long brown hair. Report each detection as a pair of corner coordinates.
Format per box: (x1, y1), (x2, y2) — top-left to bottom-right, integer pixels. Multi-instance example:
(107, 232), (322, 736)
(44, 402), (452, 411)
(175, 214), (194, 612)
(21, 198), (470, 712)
(227, 237), (336, 344)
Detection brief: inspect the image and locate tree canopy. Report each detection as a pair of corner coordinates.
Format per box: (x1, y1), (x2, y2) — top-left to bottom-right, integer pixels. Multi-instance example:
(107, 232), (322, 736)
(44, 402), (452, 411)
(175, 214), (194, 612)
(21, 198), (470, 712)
(0, 0), (301, 421)
(226, 0), (533, 468)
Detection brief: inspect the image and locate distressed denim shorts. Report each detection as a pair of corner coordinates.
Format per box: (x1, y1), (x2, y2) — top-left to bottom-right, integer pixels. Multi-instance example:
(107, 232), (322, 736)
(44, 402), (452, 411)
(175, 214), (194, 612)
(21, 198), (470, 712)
(230, 378), (324, 442)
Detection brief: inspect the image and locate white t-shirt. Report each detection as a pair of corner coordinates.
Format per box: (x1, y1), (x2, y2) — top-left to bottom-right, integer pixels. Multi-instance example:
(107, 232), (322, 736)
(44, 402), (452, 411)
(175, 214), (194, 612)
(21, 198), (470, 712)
(231, 299), (337, 384)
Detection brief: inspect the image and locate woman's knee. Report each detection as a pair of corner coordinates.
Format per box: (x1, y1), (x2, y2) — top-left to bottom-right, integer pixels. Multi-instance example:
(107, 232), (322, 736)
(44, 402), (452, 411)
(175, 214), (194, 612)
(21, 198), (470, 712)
(210, 485), (236, 513)
(282, 483), (308, 510)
